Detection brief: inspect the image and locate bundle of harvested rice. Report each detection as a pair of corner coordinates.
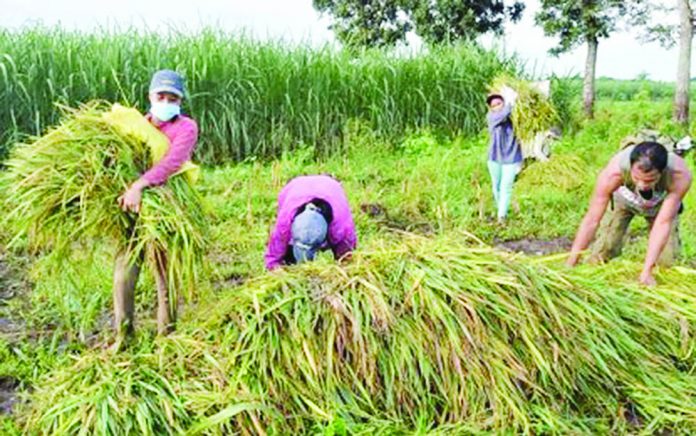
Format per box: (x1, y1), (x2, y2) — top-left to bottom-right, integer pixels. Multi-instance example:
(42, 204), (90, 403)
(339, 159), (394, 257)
(1, 102), (207, 303)
(21, 234), (696, 434)
(490, 75), (558, 158)
(517, 154), (588, 192)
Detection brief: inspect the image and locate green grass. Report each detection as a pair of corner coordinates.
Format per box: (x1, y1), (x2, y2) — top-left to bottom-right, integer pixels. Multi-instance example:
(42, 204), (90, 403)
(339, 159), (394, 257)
(0, 28), (511, 163)
(3, 99), (694, 335)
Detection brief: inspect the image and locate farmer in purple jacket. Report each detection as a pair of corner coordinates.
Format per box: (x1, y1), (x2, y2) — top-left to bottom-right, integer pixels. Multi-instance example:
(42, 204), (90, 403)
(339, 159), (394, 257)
(115, 70), (198, 338)
(486, 86), (522, 223)
(265, 175), (357, 270)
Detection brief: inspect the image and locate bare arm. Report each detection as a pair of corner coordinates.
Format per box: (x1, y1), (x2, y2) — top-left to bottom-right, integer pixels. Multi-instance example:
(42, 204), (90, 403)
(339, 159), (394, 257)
(567, 158), (623, 266)
(640, 157), (692, 284)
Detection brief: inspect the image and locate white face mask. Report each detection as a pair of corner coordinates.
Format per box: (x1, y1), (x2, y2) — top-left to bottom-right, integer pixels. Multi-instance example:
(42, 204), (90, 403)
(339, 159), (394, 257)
(150, 101), (181, 122)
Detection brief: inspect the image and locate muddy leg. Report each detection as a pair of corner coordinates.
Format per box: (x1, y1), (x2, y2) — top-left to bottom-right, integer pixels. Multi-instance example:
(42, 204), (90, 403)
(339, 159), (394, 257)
(589, 203), (634, 263)
(153, 249), (175, 335)
(113, 250), (140, 337)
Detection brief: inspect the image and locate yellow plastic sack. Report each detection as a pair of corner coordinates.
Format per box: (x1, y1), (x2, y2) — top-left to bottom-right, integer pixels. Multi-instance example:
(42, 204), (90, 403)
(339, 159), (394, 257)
(102, 104), (200, 184)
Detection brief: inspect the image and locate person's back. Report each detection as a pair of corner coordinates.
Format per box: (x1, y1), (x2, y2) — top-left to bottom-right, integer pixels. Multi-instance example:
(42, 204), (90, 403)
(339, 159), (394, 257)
(265, 175), (357, 270)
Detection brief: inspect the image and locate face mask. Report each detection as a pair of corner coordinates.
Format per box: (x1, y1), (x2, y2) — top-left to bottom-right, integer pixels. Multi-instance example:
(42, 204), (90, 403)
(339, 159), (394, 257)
(150, 101), (181, 122)
(638, 189), (654, 200)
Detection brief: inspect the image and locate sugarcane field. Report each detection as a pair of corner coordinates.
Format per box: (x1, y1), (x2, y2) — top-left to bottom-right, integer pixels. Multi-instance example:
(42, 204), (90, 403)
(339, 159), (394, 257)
(1, 2), (696, 434)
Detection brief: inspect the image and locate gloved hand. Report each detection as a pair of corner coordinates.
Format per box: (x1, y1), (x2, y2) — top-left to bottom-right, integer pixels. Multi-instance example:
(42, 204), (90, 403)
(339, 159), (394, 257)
(500, 85), (518, 107)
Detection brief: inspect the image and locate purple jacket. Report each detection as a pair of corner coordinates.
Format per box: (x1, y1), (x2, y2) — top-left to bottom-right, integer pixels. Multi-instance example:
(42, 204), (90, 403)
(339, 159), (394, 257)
(487, 104), (522, 164)
(141, 114), (198, 186)
(265, 175), (357, 270)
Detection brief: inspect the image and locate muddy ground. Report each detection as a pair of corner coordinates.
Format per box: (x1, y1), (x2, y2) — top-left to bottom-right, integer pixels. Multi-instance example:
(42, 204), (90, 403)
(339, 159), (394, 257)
(0, 377), (19, 415)
(495, 236), (573, 256)
(0, 253), (30, 416)
(361, 202), (574, 256)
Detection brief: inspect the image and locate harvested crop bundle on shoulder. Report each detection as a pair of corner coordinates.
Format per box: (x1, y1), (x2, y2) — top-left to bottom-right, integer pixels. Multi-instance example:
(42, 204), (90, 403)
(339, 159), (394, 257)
(1, 102), (207, 300)
(490, 75), (558, 160)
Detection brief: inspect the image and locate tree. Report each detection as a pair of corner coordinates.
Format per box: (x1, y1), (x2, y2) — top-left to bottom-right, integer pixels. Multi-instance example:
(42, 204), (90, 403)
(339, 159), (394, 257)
(673, 0), (693, 124)
(635, 0), (694, 125)
(312, 0), (412, 48)
(535, 1), (648, 118)
(313, 0), (524, 48)
(408, 0), (524, 44)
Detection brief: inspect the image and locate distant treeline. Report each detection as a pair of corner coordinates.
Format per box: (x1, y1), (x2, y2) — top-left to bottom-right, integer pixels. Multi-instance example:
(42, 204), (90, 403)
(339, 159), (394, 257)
(557, 77), (695, 102)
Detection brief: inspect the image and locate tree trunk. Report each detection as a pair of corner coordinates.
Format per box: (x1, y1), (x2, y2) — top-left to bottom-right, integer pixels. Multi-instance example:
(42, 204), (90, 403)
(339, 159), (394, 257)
(674, 0), (693, 125)
(583, 37), (598, 119)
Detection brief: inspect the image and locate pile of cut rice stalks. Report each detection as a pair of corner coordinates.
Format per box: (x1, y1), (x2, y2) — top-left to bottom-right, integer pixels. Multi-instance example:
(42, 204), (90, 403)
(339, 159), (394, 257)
(20, 234), (696, 434)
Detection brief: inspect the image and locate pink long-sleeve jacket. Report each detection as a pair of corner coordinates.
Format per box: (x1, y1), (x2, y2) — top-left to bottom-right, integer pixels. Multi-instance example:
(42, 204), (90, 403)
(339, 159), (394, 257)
(141, 113), (198, 186)
(265, 175), (357, 270)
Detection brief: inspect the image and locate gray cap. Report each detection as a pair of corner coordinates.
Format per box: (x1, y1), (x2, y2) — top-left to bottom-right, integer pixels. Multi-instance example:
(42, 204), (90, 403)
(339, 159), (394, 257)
(149, 69), (185, 97)
(291, 204), (328, 263)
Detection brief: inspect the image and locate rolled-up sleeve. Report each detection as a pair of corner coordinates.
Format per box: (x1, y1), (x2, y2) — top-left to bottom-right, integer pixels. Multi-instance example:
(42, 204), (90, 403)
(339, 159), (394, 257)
(141, 119), (198, 186)
(487, 105), (513, 129)
(265, 189), (293, 270)
(332, 230), (356, 260)
(265, 223), (290, 270)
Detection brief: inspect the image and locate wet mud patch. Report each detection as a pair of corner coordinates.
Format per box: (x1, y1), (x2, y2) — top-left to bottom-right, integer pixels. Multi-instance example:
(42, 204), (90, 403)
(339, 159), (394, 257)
(495, 236), (572, 256)
(0, 256), (21, 302)
(0, 252), (31, 338)
(360, 203), (435, 235)
(215, 272), (249, 290)
(0, 377), (19, 415)
(0, 317), (24, 339)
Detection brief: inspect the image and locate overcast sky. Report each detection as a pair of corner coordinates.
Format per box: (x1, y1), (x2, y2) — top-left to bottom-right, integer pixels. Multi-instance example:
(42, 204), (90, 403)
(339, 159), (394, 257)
(0, 0), (686, 81)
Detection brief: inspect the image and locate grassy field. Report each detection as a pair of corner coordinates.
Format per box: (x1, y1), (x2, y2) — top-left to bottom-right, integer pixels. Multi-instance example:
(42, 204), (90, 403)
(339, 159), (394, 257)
(0, 94), (695, 433)
(1, 26), (696, 434)
(560, 76), (696, 102)
(0, 29), (511, 163)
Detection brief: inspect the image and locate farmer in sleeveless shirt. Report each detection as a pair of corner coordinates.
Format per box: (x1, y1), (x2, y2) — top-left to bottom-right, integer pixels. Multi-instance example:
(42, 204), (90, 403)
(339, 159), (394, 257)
(567, 141), (692, 286)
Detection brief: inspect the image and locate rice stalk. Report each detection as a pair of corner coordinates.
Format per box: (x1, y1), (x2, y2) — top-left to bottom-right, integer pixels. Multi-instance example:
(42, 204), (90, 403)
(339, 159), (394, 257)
(1, 102), (207, 308)
(21, 234), (696, 433)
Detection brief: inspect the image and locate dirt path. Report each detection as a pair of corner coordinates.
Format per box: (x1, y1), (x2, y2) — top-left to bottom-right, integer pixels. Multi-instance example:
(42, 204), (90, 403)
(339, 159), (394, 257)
(0, 253), (26, 416)
(0, 253), (28, 338)
(495, 237), (573, 256)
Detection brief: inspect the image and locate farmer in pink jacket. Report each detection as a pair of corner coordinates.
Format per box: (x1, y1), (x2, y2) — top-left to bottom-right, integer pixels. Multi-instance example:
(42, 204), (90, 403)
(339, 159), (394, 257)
(265, 175), (357, 270)
(115, 70), (198, 338)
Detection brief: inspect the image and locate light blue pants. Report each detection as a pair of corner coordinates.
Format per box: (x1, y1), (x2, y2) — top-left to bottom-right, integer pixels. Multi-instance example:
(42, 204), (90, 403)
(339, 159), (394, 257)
(487, 160), (521, 219)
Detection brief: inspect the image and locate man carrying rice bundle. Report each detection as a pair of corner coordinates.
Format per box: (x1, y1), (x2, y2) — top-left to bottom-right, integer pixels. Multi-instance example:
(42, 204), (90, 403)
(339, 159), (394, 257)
(265, 175), (357, 270)
(567, 141), (692, 286)
(115, 69), (199, 337)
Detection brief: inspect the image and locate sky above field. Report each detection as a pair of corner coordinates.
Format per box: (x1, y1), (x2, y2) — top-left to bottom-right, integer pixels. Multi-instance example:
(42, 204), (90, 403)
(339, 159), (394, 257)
(0, 0), (685, 82)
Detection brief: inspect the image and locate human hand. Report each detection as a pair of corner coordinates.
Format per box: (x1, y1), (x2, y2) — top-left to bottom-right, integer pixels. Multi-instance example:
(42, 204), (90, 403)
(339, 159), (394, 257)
(639, 269), (657, 287)
(338, 252), (353, 265)
(500, 86), (518, 106)
(118, 183), (144, 213)
(565, 253), (579, 268)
